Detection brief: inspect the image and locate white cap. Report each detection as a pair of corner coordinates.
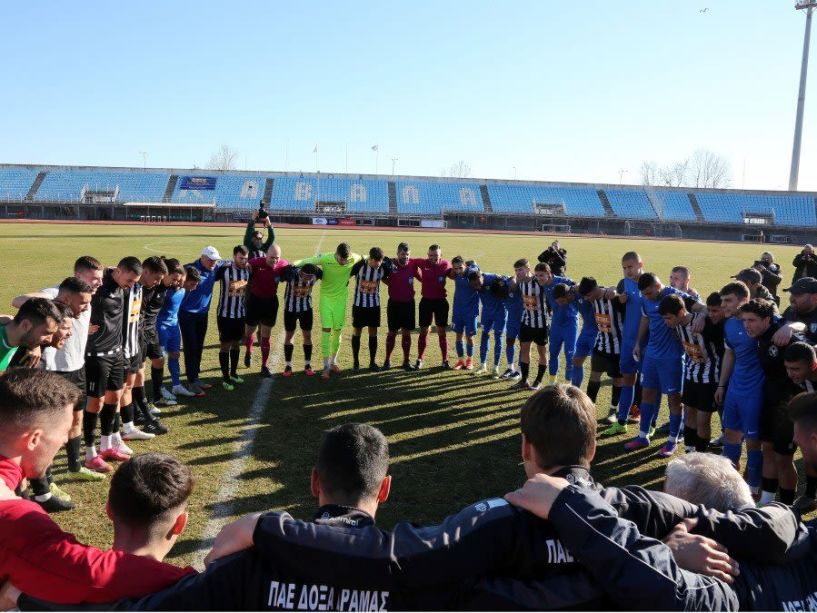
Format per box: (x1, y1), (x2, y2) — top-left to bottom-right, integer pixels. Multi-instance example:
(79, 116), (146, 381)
(201, 246), (221, 261)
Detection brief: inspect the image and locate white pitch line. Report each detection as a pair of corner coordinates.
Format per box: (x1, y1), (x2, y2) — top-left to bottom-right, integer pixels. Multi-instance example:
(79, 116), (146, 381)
(191, 229), (328, 568)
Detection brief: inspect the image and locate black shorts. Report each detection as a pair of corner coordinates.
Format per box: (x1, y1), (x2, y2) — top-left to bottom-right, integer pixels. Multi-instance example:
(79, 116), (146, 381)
(55, 369), (86, 411)
(352, 305), (381, 329)
(519, 324), (548, 347)
(85, 352), (125, 398)
(419, 298), (449, 328)
(217, 316), (246, 343)
(760, 400), (796, 455)
(682, 380), (718, 413)
(140, 334), (163, 361)
(387, 299), (416, 332)
(125, 351), (142, 374)
(284, 309), (314, 332)
(245, 294), (279, 328)
(591, 350), (621, 378)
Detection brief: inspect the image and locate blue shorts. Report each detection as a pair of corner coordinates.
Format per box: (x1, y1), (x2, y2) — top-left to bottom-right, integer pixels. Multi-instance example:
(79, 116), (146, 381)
(575, 329), (597, 358)
(481, 313), (507, 335)
(619, 339), (647, 375)
(158, 325), (181, 354)
(505, 316), (521, 339)
(451, 312), (478, 336)
(640, 354), (683, 395)
(722, 387), (763, 440)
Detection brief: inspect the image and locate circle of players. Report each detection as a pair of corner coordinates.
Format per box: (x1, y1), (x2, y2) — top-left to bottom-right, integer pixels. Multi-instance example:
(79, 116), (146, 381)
(5, 213), (817, 515)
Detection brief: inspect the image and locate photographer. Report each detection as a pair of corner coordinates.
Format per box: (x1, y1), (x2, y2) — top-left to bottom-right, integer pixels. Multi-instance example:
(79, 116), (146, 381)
(752, 251), (782, 306)
(792, 244), (817, 284)
(243, 202), (275, 259)
(537, 240), (567, 276)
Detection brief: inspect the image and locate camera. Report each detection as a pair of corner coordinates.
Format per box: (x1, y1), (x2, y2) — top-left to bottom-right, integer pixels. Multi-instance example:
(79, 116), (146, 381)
(257, 200), (269, 220)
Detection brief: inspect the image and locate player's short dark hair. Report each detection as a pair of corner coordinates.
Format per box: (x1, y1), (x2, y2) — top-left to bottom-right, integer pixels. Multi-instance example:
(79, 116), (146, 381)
(520, 384), (596, 468)
(785, 341), (817, 364)
(142, 256), (168, 275)
(467, 270), (482, 282)
(336, 243), (351, 258)
(428, 244), (441, 252)
(369, 247), (384, 261)
(117, 256), (143, 275)
(671, 266), (690, 276)
(738, 299), (776, 319)
(300, 263), (319, 276)
(0, 369), (80, 435)
(658, 294), (686, 316)
(184, 265), (201, 282)
(74, 256), (102, 273)
(58, 277), (92, 295)
(52, 301), (74, 321)
(788, 392), (817, 432)
(108, 453), (194, 528)
(534, 262), (550, 273)
(451, 255), (464, 266)
(513, 258), (529, 269)
(13, 297), (63, 326)
(163, 258), (184, 275)
(552, 283), (570, 300)
(578, 277), (598, 296)
(622, 251), (641, 263)
(397, 242), (410, 253)
(316, 423), (389, 502)
(233, 245), (249, 256)
(706, 292), (722, 307)
(637, 272), (659, 291)
(720, 281), (750, 301)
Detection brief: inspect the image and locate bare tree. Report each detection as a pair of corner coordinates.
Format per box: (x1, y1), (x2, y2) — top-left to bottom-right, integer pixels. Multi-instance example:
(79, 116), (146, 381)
(658, 158), (690, 188)
(441, 160), (472, 178)
(689, 149), (731, 188)
(640, 161), (660, 186)
(206, 145), (239, 171)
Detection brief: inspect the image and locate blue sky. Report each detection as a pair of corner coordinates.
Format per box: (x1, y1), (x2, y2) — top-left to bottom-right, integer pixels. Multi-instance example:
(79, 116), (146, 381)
(1, 1), (815, 190)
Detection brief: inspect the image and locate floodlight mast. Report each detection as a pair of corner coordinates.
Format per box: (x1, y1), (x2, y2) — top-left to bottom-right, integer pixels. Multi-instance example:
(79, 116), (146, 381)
(789, 1), (817, 191)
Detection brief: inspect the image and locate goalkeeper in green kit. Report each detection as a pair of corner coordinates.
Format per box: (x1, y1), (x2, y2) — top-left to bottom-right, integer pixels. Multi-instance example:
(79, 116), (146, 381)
(293, 242), (362, 379)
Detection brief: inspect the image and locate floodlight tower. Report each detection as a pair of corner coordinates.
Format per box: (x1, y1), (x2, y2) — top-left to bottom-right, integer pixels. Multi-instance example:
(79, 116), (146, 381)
(789, 1), (817, 191)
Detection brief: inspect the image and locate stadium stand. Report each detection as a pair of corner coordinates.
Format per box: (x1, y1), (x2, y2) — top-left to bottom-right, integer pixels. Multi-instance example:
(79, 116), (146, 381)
(171, 174), (266, 207)
(648, 190), (698, 222)
(604, 188), (657, 220)
(694, 191), (816, 226)
(394, 180), (483, 215)
(0, 167), (40, 201)
(271, 176), (388, 213)
(488, 184), (607, 217)
(34, 169), (168, 203)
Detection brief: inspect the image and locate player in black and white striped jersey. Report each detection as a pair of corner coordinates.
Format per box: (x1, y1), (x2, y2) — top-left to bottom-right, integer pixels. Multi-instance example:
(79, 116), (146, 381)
(510, 260), (549, 391)
(658, 292), (726, 453)
(281, 263), (322, 377)
(216, 246), (251, 391)
(350, 247), (392, 371)
(577, 277), (626, 432)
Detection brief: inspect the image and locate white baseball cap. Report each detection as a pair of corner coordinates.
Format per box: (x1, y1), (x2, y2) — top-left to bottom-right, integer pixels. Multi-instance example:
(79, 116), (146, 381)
(201, 246), (221, 261)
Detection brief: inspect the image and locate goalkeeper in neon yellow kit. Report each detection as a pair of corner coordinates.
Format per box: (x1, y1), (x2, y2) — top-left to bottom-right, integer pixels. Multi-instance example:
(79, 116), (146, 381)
(294, 242), (362, 378)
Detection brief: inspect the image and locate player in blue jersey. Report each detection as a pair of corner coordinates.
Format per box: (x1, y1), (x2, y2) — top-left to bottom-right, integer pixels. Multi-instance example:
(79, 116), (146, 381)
(624, 273), (705, 457)
(468, 270), (508, 377)
(542, 271), (579, 386)
(449, 256), (479, 371)
(716, 281), (805, 496)
(156, 266), (200, 399)
(611, 251), (646, 426)
(501, 259), (526, 380)
(571, 293), (598, 388)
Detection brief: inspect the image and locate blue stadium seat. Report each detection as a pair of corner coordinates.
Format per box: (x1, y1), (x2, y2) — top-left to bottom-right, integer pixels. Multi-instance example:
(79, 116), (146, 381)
(487, 184), (605, 217)
(0, 167), (39, 200)
(650, 190), (697, 221)
(394, 180), (483, 215)
(271, 176), (388, 213)
(605, 189), (656, 220)
(695, 192), (816, 226)
(35, 169), (168, 202)
(172, 174), (266, 208)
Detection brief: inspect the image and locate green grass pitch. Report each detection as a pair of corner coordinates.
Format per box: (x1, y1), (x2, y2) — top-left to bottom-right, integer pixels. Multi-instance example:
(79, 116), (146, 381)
(0, 221), (808, 567)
